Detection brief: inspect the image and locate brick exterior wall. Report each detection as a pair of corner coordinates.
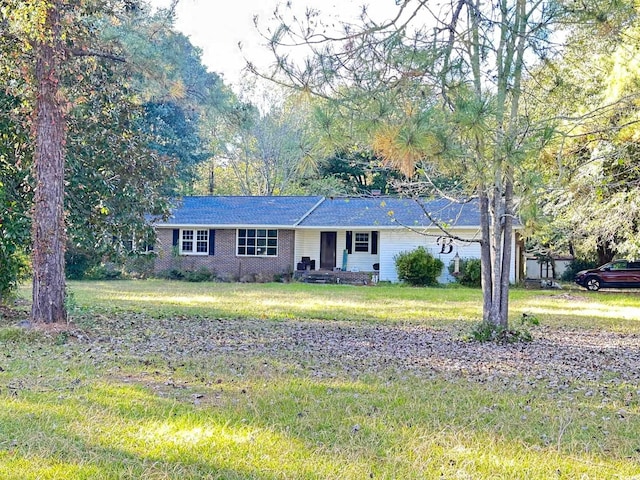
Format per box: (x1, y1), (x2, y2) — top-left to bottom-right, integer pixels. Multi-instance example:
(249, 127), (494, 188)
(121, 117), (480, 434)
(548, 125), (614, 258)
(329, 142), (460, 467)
(154, 228), (295, 280)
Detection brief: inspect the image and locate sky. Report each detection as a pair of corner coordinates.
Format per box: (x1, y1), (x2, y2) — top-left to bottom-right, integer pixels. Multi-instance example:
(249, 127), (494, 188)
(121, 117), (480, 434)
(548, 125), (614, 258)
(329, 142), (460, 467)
(147, 0), (400, 92)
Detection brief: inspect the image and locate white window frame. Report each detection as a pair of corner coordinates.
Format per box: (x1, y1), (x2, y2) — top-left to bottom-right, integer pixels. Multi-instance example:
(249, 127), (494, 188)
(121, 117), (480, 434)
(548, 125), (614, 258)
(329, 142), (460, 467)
(180, 229), (209, 255)
(354, 232), (370, 253)
(237, 228), (278, 257)
(130, 236), (155, 255)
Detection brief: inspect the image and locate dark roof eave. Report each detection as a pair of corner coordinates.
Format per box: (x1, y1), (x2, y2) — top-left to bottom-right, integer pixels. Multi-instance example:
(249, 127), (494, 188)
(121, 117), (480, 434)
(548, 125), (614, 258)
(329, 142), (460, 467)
(155, 223), (300, 229)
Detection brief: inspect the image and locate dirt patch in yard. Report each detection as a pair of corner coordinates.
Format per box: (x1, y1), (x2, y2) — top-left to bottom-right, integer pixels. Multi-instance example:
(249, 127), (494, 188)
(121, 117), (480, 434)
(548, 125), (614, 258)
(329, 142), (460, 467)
(78, 314), (640, 390)
(0, 305), (28, 323)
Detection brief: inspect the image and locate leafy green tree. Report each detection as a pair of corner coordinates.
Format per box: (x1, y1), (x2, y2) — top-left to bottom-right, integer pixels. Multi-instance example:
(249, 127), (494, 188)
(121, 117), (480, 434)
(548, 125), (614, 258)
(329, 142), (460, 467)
(258, 0), (562, 330)
(215, 90), (317, 195)
(64, 57), (174, 263)
(64, 5), (240, 269)
(108, 12), (235, 195)
(524, 3), (640, 264)
(0, 0), (231, 322)
(2, 0), (149, 322)
(316, 148), (401, 195)
(142, 101), (211, 195)
(0, 92), (31, 301)
(1, 0), (246, 319)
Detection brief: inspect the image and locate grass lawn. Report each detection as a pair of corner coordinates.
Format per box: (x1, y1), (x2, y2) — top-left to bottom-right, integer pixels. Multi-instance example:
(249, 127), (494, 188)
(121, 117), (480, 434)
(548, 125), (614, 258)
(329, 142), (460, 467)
(1, 280), (639, 479)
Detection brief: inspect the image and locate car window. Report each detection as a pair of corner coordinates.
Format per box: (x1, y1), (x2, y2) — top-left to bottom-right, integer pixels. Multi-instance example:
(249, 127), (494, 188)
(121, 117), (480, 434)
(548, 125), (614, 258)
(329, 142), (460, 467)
(611, 261), (629, 270)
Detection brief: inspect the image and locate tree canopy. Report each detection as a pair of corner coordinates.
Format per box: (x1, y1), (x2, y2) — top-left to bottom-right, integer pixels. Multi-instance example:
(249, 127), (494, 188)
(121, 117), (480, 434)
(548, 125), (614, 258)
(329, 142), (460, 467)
(0, 91), (31, 301)
(525, 4), (640, 264)
(2, 0), (640, 329)
(256, 0), (564, 330)
(0, 0), (239, 317)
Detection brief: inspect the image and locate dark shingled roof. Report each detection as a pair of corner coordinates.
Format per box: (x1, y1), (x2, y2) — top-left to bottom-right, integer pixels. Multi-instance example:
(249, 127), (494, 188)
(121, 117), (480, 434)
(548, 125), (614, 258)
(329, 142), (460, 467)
(296, 197), (480, 228)
(157, 196), (324, 226)
(156, 196), (483, 228)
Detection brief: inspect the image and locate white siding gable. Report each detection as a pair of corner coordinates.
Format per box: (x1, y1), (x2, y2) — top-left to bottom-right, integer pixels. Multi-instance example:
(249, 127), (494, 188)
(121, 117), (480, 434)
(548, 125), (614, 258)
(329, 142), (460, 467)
(379, 228), (483, 283)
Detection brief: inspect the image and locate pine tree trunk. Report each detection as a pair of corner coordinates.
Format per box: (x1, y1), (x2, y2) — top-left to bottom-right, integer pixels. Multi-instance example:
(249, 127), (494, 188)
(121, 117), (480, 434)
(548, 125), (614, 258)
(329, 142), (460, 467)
(31, 0), (67, 324)
(479, 190), (493, 324)
(480, 186), (512, 329)
(498, 178), (514, 328)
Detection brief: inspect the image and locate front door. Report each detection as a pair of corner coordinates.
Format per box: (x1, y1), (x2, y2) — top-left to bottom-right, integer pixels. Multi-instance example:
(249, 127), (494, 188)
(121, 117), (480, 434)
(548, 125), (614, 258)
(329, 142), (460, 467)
(320, 232), (337, 270)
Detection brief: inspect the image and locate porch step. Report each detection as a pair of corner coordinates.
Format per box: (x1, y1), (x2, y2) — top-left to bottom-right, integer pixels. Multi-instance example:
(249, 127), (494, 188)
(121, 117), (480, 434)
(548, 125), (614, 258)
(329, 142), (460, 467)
(294, 270), (375, 285)
(303, 273), (331, 284)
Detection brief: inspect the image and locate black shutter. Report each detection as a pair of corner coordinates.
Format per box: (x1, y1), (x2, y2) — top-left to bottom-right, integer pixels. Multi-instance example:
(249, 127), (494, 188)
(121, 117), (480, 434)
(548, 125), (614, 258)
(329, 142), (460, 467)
(371, 231), (378, 255)
(346, 231), (353, 254)
(172, 229), (179, 247)
(209, 229), (215, 255)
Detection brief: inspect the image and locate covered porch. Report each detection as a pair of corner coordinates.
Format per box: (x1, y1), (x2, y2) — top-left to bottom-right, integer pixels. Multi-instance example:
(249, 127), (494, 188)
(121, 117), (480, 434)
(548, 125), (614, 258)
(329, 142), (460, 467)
(294, 229), (381, 276)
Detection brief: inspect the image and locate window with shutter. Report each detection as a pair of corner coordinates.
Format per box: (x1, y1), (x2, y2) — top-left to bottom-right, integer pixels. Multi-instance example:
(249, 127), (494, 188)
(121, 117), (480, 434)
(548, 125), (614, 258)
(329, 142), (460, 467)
(179, 229), (209, 255)
(354, 232), (370, 252)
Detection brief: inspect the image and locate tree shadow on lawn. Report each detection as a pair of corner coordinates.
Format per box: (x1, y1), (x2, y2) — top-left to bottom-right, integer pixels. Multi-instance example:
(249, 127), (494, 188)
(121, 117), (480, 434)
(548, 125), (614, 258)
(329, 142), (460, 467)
(64, 281), (486, 324)
(1, 367), (638, 479)
(2, 308), (640, 478)
(0, 387), (307, 480)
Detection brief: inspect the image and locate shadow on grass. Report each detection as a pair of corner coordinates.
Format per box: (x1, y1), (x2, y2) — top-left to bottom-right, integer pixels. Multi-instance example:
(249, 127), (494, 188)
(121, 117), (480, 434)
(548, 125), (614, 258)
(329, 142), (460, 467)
(59, 280), (485, 324)
(0, 390), (295, 479)
(57, 281), (640, 331)
(5, 281), (640, 478)
(1, 362), (639, 479)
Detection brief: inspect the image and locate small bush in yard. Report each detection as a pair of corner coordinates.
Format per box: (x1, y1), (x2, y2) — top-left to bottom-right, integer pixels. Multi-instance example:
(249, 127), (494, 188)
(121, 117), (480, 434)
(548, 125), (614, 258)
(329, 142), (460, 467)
(466, 313), (540, 343)
(85, 263), (123, 280)
(394, 247), (443, 286)
(157, 267), (215, 282)
(467, 322), (533, 343)
(158, 268), (184, 280)
(183, 267), (215, 282)
(449, 257), (482, 287)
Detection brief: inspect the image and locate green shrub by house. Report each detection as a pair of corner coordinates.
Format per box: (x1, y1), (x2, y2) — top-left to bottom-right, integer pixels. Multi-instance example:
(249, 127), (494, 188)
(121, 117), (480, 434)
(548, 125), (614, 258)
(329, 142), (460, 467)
(157, 266), (215, 282)
(394, 246), (443, 286)
(449, 257), (482, 287)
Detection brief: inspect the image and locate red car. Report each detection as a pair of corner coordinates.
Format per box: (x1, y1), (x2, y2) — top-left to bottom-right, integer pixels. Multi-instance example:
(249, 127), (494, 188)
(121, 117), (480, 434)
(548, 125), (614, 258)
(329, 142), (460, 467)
(575, 260), (640, 291)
